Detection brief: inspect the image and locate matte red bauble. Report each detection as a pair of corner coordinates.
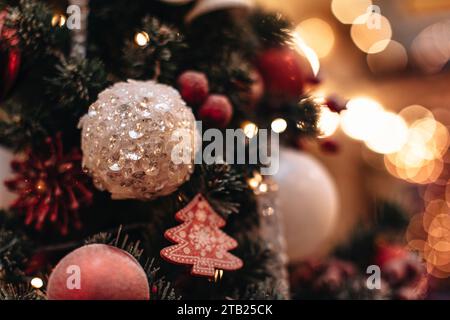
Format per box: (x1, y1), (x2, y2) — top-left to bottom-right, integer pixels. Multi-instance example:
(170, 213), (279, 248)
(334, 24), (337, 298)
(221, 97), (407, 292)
(47, 244), (150, 300)
(255, 48), (305, 100)
(198, 94), (233, 128)
(177, 70), (209, 106)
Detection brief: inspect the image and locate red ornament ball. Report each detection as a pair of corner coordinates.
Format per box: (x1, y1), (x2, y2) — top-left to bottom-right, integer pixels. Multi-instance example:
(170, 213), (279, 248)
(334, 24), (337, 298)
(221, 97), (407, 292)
(47, 244), (150, 300)
(198, 94), (233, 128)
(177, 70), (209, 106)
(255, 48), (306, 100)
(0, 10), (21, 101)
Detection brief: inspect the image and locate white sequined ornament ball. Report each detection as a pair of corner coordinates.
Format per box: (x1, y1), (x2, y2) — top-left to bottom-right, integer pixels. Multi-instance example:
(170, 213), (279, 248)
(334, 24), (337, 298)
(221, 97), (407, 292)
(79, 80), (198, 200)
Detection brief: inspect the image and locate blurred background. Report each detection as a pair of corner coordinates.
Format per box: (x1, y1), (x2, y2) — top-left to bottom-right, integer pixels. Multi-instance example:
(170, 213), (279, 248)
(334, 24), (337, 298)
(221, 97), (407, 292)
(255, 0), (450, 252)
(255, 0), (450, 296)
(1, 0), (450, 299)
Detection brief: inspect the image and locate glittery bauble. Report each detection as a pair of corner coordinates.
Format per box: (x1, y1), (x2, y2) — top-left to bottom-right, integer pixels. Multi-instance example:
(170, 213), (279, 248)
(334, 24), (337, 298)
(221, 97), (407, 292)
(47, 244), (150, 300)
(80, 80), (198, 200)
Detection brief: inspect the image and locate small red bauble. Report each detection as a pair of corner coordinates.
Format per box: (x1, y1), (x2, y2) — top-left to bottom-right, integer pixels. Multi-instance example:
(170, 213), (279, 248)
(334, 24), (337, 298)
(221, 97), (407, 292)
(47, 244), (150, 300)
(177, 70), (209, 106)
(255, 48), (306, 100)
(198, 94), (233, 128)
(0, 10), (21, 101)
(320, 139), (340, 154)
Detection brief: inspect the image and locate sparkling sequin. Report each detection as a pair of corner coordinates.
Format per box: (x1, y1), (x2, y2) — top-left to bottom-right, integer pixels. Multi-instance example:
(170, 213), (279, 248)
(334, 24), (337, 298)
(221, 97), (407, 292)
(80, 80), (198, 200)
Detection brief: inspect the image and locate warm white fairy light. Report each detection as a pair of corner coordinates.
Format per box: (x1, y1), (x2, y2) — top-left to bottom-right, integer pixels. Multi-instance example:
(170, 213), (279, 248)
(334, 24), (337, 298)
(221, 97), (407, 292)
(248, 171), (263, 190)
(271, 118), (287, 133)
(258, 183), (268, 193)
(364, 111), (408, 154)
(340, 97), (384, 141)
(318, 106), (341, 138)
(134, 31), (150, 47)
(52, 14), (66, 27)
(242, 121), (258, 139)
(30, 277), (44, 289)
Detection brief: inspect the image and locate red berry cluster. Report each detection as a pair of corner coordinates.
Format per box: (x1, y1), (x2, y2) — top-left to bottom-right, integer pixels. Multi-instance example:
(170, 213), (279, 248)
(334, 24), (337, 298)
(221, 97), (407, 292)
(177, 70), (233, 128)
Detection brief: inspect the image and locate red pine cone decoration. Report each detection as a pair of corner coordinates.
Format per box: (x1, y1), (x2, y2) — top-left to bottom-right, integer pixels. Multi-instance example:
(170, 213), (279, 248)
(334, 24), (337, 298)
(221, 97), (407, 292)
(5, 133), (93, 235)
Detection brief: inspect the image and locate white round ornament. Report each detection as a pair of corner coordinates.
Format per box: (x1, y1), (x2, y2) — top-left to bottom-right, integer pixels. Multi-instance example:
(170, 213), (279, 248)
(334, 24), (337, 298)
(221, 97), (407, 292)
(274, 148), (339, 262)
(0, 146), (15, 208)
(185, 0), (254, 22)
(79, 80), (198, 200)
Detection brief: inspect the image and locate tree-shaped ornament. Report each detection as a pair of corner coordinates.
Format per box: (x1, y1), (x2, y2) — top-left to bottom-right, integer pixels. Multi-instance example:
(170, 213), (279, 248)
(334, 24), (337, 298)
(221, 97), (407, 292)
(161, 194), (243, 277)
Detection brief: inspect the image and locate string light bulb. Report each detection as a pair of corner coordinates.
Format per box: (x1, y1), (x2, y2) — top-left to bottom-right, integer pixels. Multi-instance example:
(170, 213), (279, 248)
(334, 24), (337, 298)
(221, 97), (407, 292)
(51, 14), (66, 27)
(242, 121), (258, 139)
(134, 31), (150, 47)
(30, 277), (44, 289)
(271, 118), (287, 133)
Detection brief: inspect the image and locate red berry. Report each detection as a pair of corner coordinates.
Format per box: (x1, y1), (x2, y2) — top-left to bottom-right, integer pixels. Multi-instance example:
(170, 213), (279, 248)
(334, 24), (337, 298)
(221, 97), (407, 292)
(177, 70), (209, 106)
(320, 140), (340, 154)
(255, 48), (306, 100)
(198, 94), (233, 128)
(47, 244), (150, 300)
(374, 244), (408, 269)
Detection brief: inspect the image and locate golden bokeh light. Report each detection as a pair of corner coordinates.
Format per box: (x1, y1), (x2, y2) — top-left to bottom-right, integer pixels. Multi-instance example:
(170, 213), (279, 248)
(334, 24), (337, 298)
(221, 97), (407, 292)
(411, 20), (450, 74)
(367, 40), (408, 74)
(317, 106), (340, 138)
(242, 121), (259, 139)
(51, 14), (66, 27)
(134, 31), (150, 47)
(271, 118), (287, 133)
(295, 18), (335, 58)
(364, 112), (408, 154)
(30, 277), (44, 289)
(350, 14), (392, 53)
(331, 0), (373, 24)
(340, 97), (384, 141)
(398, 105), (434, 126)
(384, 110), (449, 185)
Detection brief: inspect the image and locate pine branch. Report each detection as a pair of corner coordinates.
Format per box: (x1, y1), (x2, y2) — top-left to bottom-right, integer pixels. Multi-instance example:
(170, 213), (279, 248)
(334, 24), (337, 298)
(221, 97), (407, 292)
(5, 0), (67, 62)
(123, 16), (187, 84)
(0, 102), (48, 150)
(45, 57), (108, 119)
(0, 211), (32, 280)
(278, 97), (320, 139)
(181, 164), (248, 217)
(144, 258), (180, 300)
(0, 282), (45, 300)
(250, 11), (292, 48)
(232, 279), (285, 300)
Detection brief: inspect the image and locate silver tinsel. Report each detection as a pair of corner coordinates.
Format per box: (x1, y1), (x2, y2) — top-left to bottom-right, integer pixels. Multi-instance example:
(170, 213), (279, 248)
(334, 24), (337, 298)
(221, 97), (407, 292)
(79, 80), (198, 200)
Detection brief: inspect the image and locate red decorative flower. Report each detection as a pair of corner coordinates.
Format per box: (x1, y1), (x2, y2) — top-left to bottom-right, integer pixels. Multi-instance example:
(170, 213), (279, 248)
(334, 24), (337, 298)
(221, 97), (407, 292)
(5, 133), (93, 235)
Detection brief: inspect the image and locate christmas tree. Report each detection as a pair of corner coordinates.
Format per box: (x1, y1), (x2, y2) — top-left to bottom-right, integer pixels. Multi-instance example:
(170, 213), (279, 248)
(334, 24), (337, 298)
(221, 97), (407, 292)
(0, 0), (332, 300)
